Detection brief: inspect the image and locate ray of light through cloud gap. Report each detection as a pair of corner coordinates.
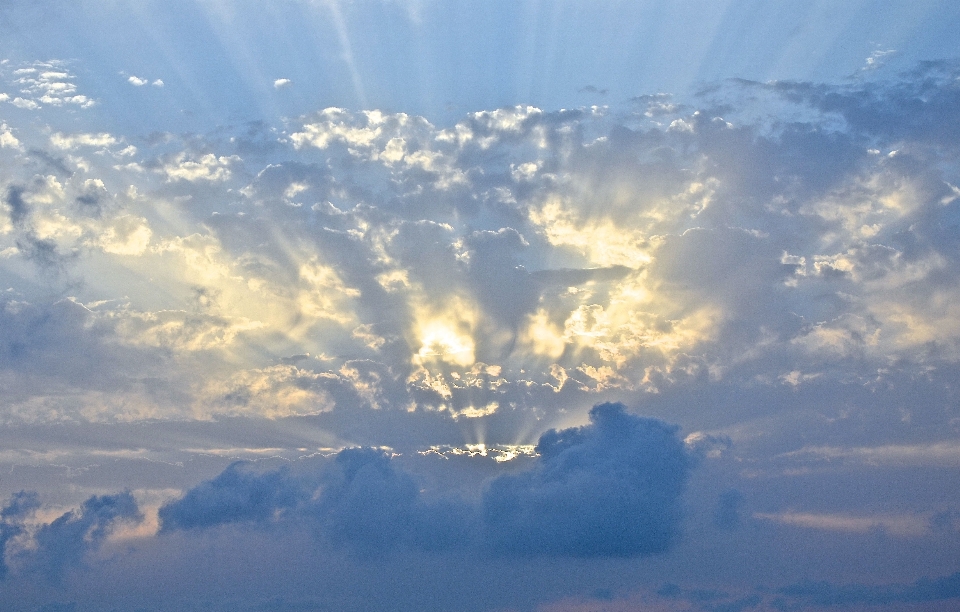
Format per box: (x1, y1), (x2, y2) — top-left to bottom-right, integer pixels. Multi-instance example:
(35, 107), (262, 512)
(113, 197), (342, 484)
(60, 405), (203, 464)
(320, 0), (370, 110)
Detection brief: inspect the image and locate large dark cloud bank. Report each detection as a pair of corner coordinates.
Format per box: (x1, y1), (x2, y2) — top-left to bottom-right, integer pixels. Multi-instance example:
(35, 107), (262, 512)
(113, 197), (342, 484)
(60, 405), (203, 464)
(156, 402), (690, 557)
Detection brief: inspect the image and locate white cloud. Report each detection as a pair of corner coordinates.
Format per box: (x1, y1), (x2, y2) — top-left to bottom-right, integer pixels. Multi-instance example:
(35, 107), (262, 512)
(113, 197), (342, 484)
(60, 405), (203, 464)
(0, 122), (22, 149)
(863, 48), (896, 71)
(11, 97), (38, 109)
(50, 132), (119, 150)
(128, 75), (148, 86)
(273, 78), (291, 88)
(97, 216), (153, 256)
(754, 511), (930, 537)
(113, 309), (263, 353)
(5, 61), (95, 108)
(161, 153), (240, 182)
(782, 442), (960, 468)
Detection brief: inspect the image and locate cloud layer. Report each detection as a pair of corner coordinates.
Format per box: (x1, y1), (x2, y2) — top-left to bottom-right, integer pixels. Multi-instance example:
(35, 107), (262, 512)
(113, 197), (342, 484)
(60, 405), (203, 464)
(1, 62), (959, 449)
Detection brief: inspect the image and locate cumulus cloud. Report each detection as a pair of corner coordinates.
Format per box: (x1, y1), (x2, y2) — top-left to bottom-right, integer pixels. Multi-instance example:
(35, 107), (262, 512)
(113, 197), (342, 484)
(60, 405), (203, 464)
(161, 153), (240, 182)
(3, 61), (93, 108)
(311, 447), (475, 552)
(158, 462), (305, 531)
(10, 97), (38, 110)
(158, 448), (476, 552)
(482, 403), (690, 556)
(1, 491), (141, 583)
(0, 123), (22, 150)
(159, 403), (690, 558)
(0, 491), (40, 579)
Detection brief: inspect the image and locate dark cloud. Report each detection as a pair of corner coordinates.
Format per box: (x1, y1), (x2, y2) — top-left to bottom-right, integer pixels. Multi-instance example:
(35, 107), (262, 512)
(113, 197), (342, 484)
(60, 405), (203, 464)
(0, 491), (40, 579)
(482, 402), (690, 557)
(157, 450), (473, 552)
(3, 183), (76, 272)
(0, 297), (135, 391)
(462, 227), (538, 330)
(311, 447), (475, 553)
(15, 233), (71, 271)
(159, 403), (691, 559)
(3, 185), (30, 226)
(775, 572), (960, 609)
(24, 149), (73, 178)
(3, 491), (141, 583)
(769, 61), (960, 149)
(73, 181), (110, 218)
(158, 462), (306, 532)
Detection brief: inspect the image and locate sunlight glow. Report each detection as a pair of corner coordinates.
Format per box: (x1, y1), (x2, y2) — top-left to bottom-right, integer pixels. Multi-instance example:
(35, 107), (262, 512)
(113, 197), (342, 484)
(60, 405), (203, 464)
(412, 300), (478, 368)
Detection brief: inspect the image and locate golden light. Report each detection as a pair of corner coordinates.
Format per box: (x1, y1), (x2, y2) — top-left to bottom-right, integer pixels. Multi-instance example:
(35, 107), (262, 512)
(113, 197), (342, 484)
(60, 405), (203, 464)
(412, 298), (478, 368)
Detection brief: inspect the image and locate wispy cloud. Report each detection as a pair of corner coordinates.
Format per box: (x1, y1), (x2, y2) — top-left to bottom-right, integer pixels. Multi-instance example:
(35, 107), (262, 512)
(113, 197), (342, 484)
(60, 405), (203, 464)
(754, 511), (931, 537)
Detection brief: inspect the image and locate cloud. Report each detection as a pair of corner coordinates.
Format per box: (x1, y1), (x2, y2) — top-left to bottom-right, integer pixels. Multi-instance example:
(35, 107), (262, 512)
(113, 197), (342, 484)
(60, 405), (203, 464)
(4, 184), (30, 226)
(4, 61), (94, 108)
(754, 511), (930, 537)
(161, 153), (240, 182)
(2, 491), (141, 583)
(0, 123), (22, 150)
(158, 462), (305, 532)
(158, 403), (691, 558)
(776, 572), (960, 609)
(781, 441), (960, 468)
(482, 402), (691, 557)
(311, 447), (475, 553)
(0, 491), (40, 579)
(0, 61), (957, 444)
(578, 85), (607, 95)
(120, 73), (160, 88)
(10, 97), (39, 109)
(49, 132), (119, 150)
(273, 78), (292, 89)
(1, 174), (152, 272)
(862, 49), (897, 72)
(158, 448), (477, 552)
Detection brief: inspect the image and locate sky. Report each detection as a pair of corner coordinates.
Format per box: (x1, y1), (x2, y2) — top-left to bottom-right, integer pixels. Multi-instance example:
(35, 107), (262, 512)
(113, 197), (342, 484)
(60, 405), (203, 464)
(2, 1), (960, 611)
